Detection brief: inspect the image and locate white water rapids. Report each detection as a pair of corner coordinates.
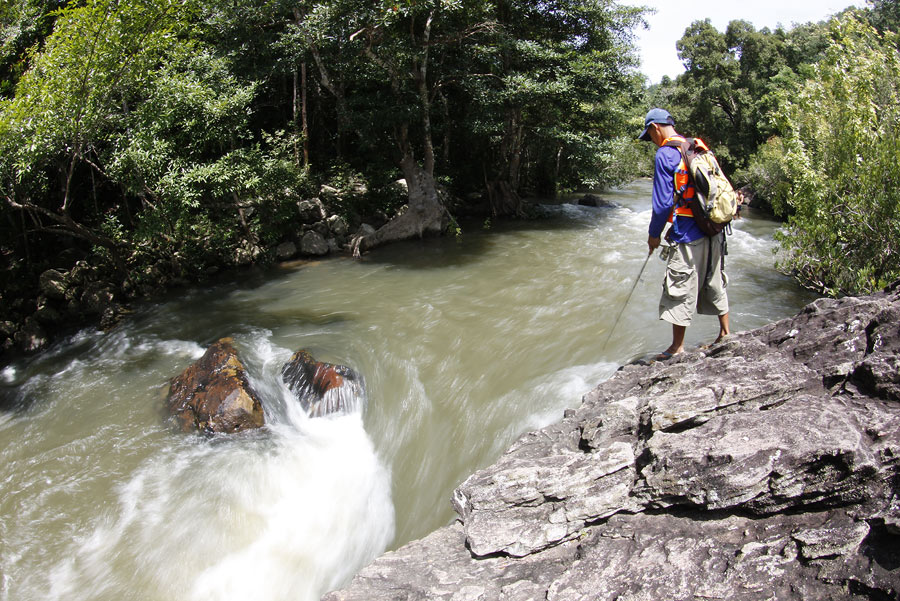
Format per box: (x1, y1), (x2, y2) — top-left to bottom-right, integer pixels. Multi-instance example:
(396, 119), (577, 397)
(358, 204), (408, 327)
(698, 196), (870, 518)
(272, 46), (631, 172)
(0, 180), (815, 601)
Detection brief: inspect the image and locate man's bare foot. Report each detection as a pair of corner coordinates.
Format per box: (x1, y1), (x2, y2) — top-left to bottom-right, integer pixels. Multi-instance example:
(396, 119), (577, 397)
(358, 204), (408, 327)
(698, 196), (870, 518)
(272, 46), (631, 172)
(655, 346), (683, 361)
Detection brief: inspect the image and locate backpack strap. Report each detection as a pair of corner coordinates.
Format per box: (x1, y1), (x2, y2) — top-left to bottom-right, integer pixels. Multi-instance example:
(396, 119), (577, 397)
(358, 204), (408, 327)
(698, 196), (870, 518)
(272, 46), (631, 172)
(662, 136), (695, 201)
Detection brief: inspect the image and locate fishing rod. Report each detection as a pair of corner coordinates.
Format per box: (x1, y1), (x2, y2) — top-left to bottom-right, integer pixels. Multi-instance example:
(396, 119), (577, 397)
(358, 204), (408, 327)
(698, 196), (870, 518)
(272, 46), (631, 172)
(601, 249), (653, 352)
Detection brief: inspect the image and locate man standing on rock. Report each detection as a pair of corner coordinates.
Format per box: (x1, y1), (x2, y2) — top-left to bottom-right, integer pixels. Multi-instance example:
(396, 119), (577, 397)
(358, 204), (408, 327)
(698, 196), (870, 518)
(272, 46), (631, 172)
(638, 108), (730, 360)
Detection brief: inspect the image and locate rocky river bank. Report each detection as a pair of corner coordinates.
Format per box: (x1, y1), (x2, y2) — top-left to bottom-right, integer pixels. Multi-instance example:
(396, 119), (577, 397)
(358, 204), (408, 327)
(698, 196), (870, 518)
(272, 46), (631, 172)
(324, 284), (900, 600)
(0, 187), (362, 360)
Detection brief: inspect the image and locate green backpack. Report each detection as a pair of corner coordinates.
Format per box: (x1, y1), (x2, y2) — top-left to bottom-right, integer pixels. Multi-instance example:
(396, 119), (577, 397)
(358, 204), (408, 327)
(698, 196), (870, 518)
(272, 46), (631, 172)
(665, 137), (740, 235)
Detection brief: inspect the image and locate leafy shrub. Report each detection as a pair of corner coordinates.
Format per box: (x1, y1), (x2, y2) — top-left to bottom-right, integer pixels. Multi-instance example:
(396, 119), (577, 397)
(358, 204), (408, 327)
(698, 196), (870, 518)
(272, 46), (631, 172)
(767, 15), (900, 295)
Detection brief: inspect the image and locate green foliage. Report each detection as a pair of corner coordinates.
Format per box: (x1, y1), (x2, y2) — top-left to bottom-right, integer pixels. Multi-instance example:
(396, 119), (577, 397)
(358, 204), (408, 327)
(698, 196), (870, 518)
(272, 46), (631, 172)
(663, 15), (839, 179)
(0, 0), (317, 289)
(464, 0), (645, 195)
(319, 163), (382, 222)
(1, 0), (190, 207)
(0, 0), (65, 97)
(658, 5), (900, 296)
(733, 136), (791, 212)
(670, 19), (783, 174)
(109, 48), (310, 268)
(867, 0), (900, 34)
(767, 15), (900, 295)
(108, 47), (259, 207)
(0, 0), (650, 315)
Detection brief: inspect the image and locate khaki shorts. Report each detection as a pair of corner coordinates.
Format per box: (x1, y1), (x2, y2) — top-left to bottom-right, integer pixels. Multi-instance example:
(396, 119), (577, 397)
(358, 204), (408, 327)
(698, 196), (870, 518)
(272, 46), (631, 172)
(659, 233), (729, 327)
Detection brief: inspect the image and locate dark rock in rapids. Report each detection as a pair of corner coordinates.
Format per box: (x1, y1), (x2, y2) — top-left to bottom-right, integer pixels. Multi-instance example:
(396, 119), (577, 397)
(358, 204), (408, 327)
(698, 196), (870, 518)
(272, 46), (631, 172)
(323, 286), (900, 601)
(578, 193), (618, 208)
(166, 337), (265, 434)
(282, 349), (364, 417)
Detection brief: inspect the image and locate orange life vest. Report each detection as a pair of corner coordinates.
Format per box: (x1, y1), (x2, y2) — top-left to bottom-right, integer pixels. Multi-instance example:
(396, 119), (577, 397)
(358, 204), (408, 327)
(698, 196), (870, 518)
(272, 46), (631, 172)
(662, 135), (710, 221)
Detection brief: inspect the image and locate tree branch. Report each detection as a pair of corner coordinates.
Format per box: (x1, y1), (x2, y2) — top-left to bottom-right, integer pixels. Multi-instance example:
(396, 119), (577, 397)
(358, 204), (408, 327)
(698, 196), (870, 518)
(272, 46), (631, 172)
(5, 194), (123, 252)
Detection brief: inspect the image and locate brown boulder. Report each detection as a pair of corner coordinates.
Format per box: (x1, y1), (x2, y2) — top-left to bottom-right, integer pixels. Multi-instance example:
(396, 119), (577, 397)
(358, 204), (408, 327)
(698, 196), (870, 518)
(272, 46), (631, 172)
(281, 349), (364, 417)
(167, 338), (265, 434)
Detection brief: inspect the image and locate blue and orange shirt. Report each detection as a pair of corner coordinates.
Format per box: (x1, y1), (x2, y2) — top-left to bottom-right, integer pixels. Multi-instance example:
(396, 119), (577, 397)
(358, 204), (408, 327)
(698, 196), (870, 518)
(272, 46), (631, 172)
(648, 136), (704, 244)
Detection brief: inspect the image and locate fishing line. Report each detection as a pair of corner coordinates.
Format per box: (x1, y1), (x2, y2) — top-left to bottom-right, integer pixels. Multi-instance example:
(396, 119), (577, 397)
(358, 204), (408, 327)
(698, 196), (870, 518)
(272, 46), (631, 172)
(601, 250), (652, 352)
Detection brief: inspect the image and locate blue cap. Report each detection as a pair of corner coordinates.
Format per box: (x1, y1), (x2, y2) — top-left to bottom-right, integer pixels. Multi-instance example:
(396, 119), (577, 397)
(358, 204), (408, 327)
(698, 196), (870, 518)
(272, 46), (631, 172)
(639, 108), (675, 141)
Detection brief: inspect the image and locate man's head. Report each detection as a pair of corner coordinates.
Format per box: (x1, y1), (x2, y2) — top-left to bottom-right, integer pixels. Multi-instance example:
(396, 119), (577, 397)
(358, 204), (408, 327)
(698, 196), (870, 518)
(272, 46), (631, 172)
(638, 108), (676, 145)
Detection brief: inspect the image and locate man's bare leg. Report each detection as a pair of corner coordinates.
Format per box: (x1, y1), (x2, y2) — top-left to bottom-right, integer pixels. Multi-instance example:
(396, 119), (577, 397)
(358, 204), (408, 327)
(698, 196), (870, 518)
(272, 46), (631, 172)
(658, 324), (686, 359)
(715, 312), (730, 344)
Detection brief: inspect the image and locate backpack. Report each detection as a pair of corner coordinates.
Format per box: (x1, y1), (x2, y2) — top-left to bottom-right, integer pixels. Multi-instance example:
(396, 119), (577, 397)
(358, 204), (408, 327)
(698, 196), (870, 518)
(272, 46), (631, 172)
(664, 137), (739, 236)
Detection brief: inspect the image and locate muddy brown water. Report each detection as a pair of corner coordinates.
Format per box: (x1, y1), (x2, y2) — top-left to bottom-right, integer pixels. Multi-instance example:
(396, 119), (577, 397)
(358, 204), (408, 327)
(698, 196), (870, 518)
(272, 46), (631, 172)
(0, 179), (815, 601)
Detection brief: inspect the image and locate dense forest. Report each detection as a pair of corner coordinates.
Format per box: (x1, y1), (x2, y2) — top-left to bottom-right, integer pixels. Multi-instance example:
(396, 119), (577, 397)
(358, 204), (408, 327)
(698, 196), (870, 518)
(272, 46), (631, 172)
(1, 0), (899, 356)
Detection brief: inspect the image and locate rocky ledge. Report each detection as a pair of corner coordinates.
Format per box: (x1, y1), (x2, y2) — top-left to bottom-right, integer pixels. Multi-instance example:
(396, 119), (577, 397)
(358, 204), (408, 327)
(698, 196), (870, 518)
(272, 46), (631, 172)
(324, 285), (900, 600)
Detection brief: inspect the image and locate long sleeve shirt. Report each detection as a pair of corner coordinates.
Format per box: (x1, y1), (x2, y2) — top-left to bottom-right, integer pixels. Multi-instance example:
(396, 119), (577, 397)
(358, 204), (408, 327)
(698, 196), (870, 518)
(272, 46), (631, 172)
(648, 144), (704, 244)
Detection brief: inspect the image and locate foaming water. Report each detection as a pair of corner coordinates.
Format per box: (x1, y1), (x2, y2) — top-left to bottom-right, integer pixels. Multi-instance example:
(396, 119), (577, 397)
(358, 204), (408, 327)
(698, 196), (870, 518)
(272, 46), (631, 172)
(1, 331), (392, 601)
(0, 180), (815, 601)
(41, 416), (391, 601)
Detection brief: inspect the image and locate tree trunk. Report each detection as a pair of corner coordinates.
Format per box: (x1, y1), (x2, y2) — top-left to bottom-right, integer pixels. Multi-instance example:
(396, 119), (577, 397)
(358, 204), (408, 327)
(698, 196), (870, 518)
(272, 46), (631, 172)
(485, 179), (524, 218)
(416, 11), (436, 176)
(295, 8), (348, 158)
(486, 109), (526, 217)
(5, 193), (129, 276)
(353, 153), (445, 256)
(292, 63), (310, 168)
(301, 61), (309, 168)
(350, 11), (447, 256)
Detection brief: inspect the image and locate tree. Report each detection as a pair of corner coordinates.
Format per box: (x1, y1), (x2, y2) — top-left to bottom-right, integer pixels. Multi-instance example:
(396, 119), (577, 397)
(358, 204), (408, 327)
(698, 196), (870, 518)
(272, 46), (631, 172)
(767, 15), (900, 295)
(294, 0), (645, 250)
(671, 19), (789, 172)
(666, 17), (838, 178)
(867, 0), (900, 34)
(456, 0), (644, 209)
(347, 1), (467, 248)
(0, 0), (650, 308)
(0, 0), (309, 289)
(0, 0), (66, 97)
(671, 19), (738, 162)
(0, 0), (190, 273)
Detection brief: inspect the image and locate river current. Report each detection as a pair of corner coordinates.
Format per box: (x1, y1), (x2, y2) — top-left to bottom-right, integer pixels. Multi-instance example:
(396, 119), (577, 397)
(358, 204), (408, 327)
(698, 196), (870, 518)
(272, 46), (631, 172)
(0, 180), (815, 601)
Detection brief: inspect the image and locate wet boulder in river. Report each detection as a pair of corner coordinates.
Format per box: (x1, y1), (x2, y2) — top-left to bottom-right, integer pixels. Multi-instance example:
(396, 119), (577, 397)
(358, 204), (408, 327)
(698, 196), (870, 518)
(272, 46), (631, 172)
(578, 193), (618, 208)
(281, 350), (364, 417)
(167, 337), (265, 434)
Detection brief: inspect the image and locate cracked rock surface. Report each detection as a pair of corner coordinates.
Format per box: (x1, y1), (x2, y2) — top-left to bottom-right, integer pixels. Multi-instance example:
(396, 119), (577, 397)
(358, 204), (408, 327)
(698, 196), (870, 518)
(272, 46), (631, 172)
(324, 285), (900, 601)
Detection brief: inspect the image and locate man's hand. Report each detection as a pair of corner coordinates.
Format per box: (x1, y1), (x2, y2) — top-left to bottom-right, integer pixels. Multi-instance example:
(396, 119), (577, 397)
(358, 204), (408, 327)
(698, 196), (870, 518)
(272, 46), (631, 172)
(647, 235), (660, 255)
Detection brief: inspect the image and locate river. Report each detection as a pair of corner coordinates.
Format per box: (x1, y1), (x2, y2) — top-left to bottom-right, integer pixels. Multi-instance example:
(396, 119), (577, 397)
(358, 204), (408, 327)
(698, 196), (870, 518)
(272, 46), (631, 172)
(0, 179), (816, 601)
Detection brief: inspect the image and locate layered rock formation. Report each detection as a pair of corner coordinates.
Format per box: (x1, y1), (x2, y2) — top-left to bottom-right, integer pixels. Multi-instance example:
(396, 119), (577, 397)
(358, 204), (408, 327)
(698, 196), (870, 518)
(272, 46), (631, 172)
(324, 285), (900, 600)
